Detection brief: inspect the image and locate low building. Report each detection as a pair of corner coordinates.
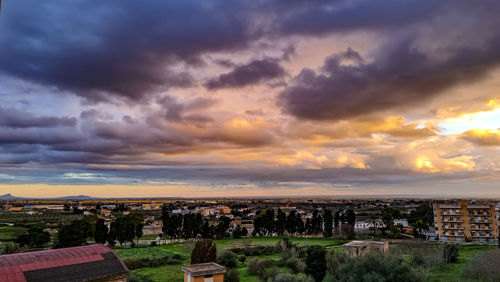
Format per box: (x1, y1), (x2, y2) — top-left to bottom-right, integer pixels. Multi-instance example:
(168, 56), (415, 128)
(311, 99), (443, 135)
(0, 244), (129, 281)
(182, 262), (226, 282)
(343, 240), (389, 257)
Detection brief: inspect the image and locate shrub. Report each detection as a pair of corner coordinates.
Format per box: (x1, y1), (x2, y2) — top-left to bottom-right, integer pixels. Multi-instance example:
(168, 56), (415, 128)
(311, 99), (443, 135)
(274, 272), (314, 282)
(171, 253), (183, 260)
(336, 254), (424, 282)
(247, 258), (275, 275)
(128, 274), (153, 282)
(464, 249), (500, 281)
(442, 244), (459, 264)
(124, 258), (143, 270)
(285, 258), (306, 274)
(150, 241), (157, 246)
(217, 250), (238, 268)
(224, 268), (240, 282)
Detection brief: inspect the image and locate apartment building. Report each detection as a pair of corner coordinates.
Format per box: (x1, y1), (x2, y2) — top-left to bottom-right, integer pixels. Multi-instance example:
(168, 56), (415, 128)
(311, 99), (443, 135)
(434, 200), (498, 243)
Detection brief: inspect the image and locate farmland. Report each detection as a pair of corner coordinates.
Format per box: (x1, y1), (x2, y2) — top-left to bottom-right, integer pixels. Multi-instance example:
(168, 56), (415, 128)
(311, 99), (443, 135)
(0, 211), (83, 224)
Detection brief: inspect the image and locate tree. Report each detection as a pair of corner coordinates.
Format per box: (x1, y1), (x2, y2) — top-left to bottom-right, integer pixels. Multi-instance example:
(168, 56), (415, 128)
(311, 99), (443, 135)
(232, 225), (242, 239)
(135, 223), (144, 246)
(57, 219), (93, 248)
(334, 211), (340, 228)
(241, 227), (248, 237)
(443, 244), (459, 264)
(191, 239), (217, 264)
(286, 210), (298, 235)
(408, 205), (434, 229)
(323, 209), (333, 238)
(368, 213), (380, 233)
(15, 226), (50, 248)
(305, 245), (326, 282)
(345, 209), (356, 226)
(276, 208), (286, 236)
(108, 221), (117, 247)
(94, 219), (108, 244)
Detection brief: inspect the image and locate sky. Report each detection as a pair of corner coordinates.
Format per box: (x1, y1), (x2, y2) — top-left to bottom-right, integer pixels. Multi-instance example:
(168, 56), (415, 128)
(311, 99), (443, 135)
(0, 0), (499, 198)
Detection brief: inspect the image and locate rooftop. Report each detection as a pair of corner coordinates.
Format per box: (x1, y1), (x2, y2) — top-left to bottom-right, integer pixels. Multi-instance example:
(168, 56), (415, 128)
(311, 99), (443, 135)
(0, 244), (128, 282)
(182, 262), (226, 276)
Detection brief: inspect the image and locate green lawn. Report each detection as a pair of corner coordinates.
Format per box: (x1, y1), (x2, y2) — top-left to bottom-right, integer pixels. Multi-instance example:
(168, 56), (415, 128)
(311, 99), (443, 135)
(116, 238), (497, 282)
(428, 244), (496, 282)
(0, 226), (26, 241)
(116, 237), (346, 282)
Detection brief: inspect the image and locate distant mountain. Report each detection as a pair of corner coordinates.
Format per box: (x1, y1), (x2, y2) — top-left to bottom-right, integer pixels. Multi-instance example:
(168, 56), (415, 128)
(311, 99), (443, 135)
(54, 195), (96, 200)
(0, 194), (96, 200)
(0, 193), (25, 200)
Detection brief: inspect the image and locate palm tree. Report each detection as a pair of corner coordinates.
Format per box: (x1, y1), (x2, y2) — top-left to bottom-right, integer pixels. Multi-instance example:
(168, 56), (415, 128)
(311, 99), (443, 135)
(368, 213), (380, 234)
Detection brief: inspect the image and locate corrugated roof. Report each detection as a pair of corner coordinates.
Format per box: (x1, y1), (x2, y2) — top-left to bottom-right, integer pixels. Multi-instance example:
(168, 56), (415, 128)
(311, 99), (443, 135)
(0, 244), (128, 282)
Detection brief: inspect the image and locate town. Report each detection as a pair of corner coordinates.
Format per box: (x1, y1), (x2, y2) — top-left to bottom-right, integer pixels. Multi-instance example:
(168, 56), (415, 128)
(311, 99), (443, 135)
(0, 196), (498, 281)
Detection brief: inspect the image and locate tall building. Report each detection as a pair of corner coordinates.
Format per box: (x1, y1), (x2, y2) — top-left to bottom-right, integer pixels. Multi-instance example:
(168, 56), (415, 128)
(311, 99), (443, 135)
(434, 200), (498, 243)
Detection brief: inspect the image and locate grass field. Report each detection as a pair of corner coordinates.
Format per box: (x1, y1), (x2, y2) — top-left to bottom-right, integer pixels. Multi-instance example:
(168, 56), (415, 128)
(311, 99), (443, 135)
(0, 226), (26, 241)
(115, 238), (498, 282)
(427, 244), (496, 282)
(116, 237), (347, 282)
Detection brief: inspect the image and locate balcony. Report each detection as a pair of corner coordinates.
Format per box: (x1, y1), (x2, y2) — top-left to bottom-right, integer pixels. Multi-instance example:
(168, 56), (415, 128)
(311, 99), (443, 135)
(442, 218), (462, 223)
(470, 226), (492, 231)
(469, 213), (490, 216)
(442, 226), (463, 230)
(441, 212), (462, 215)
(471, 234), (492, 238)
(470, 219), (491, 223)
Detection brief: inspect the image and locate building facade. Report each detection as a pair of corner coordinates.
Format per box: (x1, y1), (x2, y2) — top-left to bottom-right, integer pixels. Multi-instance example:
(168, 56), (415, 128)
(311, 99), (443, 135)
(434, 200), (498, 243)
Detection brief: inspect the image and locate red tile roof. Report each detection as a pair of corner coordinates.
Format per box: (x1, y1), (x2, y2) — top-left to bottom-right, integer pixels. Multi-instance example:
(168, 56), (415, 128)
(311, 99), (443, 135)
(0, 244), (128, 282)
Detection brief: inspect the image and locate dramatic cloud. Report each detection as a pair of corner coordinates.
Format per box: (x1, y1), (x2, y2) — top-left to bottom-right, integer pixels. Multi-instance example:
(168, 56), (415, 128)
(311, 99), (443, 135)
(0, 0), (499, 195)
(462, 129), (500, 146)
(205, 59), (285, 90)
(279, 33), (500, 120)
(0, 107), (76, 128)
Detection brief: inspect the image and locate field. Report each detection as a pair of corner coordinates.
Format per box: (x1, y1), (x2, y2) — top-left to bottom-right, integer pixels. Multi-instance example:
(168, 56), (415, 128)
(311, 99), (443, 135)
(115, 238), (498, 282)
(115, 237), (347, 282)
(427, 244), (496, 282)
(0, 226), (25, 241)
(0, 211), (82, 224)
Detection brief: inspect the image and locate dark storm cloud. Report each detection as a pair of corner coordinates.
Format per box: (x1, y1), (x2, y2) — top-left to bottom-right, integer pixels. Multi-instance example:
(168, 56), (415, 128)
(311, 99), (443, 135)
(279, 32), (500, 120)
(205, 59), (286, 90)
(0, 0), (253, 101)
(0, 0), (450, 101)
(0, 107), (76, 128)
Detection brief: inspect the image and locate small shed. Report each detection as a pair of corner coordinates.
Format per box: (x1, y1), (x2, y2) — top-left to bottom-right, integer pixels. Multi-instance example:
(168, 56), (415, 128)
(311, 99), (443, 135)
(0, 244), (129, 282)
(182, 262), (226, 282)
(343, 240), (389, 257)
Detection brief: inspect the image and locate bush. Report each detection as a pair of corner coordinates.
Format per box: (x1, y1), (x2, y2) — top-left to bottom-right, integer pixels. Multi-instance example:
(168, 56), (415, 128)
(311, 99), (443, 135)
(247, 258), (275, 275)
(224, 268), (240, 282)
(464, 249), (500, 281)
(285, 258), (306, 274)
(273, 272), (314, 282)
(217, 250), (238, 268)
(336, 254), (424, 282)
(124, 258), (143, 270)
(128, 274), (154, 282)
(150, 241), (157, 246)
(442, 244), (459, 264)
(171, 253), (183, 260)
